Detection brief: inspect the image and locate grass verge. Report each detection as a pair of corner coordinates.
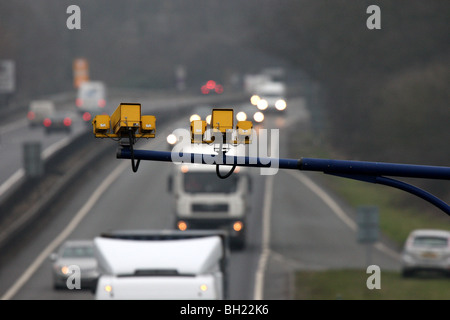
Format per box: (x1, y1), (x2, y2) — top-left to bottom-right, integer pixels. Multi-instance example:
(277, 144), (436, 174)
(295, 269), (450, 300)
(289, 131), (450, 246)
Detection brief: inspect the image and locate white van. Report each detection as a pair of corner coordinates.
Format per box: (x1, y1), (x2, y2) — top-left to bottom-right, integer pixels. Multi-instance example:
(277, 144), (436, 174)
(93, 230), (229, 300)
(76, 81), (106, 121)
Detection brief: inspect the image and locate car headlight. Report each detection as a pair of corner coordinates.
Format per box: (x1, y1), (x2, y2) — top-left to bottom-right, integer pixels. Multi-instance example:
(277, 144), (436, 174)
(250, 95), (260, 106)
(189, 114), (201, 122)
(236, 111), (247, 122)
(253, 112), (264, 123)
(275, 99), (286, 111)
(167, 133), (178, 145)
(257, 99), (268, 110)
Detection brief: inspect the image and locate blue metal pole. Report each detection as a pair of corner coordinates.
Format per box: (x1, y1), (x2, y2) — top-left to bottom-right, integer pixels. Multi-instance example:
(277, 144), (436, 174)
(118, 148), (450, 180)
(299, 158), (450, 180)
(375, 176), (450, 215)
(118, 148), (301, 169)
(117, 147), (450, 214)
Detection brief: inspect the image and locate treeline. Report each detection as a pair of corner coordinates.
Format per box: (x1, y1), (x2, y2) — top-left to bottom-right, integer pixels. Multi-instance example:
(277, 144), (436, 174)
(0, 0), (273, 99)
(249, 0), (449, 203)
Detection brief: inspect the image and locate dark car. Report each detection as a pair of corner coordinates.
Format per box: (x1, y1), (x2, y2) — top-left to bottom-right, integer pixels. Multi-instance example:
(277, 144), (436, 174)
(43, 111), (73, 134)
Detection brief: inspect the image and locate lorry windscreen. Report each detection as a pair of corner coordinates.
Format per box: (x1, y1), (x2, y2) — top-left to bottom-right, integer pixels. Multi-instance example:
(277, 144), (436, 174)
(183, 172), (238, 194)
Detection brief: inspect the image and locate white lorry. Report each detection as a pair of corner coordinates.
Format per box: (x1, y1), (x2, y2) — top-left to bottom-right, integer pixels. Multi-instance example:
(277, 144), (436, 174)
(93, 230), (229, 300)
(168, 149), (251, 249)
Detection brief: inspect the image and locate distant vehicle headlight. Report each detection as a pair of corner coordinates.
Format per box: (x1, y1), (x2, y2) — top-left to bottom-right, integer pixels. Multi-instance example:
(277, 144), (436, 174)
(236, 111), (247, 122)
(256, 99), (269, 110)
(206, 114), (212, 125)
(253, 112), (264, 123)
(189, 114), (201, 122)
(167, 133), (178, 145)
(257, 99), (268, 111)
(275, 99), (287, 111)
(250, 95), (260, 106)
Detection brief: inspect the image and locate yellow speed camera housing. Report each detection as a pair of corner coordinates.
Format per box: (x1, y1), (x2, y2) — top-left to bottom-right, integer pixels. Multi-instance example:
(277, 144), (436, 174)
(140, 115), (156, 137)
(211, 109), (234, 133)
(92, 114), (110, 134)
(190, 120), (207, 143)
(111, 103), (141, 135)
(236, 120), (253, 144)
(188, 108), (254, 145)
(92, 103), (156, 139)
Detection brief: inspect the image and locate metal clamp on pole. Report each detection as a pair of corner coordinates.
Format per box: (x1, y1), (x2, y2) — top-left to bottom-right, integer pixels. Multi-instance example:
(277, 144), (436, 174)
(92, 103), (156, 173)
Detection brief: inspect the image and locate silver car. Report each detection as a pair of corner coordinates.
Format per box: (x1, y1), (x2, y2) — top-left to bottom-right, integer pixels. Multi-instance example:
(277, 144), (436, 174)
(50, 240), (99, 290)
(401, 229), (450, 277)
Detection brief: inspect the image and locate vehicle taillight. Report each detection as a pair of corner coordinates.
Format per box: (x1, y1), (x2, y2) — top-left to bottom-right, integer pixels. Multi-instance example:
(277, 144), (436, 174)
(43, 118), (52, 127)
(201, 85), (209, 95)
(206, 80), (216, 90)
(82, 112), (91, 122)
(63, 117), (72, 126)
(27, 111), (35, 120)
(76, 98), (83, 107)
(98, 99), (106, 108)
(215, 84), (223, 94)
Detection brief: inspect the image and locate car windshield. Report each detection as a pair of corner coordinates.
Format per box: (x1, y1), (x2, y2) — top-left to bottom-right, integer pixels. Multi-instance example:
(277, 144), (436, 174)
(413, 236), (448, 248)
(62, 245), (94, 258)
(183, 172), (238, 194)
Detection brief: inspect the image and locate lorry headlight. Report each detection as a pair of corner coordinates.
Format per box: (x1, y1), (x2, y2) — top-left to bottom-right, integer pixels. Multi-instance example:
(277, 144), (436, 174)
(233, 221), (243, 232)
(200, 284), (208, 292)
(104, 285), (113, 293)
(275, 99), (286, 111)
(177, 220), (188, 231)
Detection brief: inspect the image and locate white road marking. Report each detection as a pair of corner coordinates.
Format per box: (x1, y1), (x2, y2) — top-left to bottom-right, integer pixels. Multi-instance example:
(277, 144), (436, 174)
(285, 170), (400, 261)
(1, 160), (128, 300)
(0, 169), (24, 199)
(253, 174), (274, 300)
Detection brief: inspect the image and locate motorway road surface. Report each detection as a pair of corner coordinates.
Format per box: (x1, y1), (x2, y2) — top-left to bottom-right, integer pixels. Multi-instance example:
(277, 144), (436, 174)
(0, 95), (401, 300)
